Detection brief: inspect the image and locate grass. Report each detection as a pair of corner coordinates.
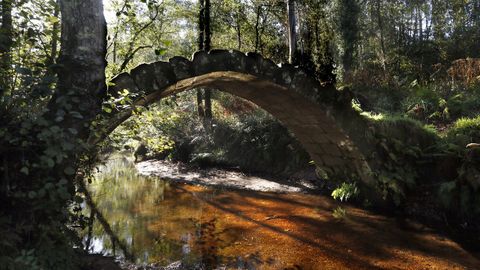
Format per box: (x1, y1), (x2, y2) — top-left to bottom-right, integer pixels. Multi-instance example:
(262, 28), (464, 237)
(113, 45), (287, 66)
(446, 116), (480, 147)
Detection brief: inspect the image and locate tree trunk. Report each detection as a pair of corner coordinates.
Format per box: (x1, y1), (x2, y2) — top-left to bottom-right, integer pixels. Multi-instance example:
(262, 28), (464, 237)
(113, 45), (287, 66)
(204, 0), (211, 51)
(254, 5), (261, 52)
(375, 0), (387, 74)
(204, 0), (212, 120)
(197, 0), (205, 118)
(198, 0), (205, 50)
(0, 0), (13, 97)
(197, 90), (204, 117)
(236, 14), (242, 50)
(47, 0), (60, 68)
(47, 0), (107, 140)
(287, 0), (296, 64)
(338, 0), (359, 78)
(204, 88), (212, 119)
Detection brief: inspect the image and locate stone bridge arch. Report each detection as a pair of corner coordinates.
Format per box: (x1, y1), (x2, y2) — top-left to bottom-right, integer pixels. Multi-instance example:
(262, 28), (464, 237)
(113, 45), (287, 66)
(96, 50), (379, 200)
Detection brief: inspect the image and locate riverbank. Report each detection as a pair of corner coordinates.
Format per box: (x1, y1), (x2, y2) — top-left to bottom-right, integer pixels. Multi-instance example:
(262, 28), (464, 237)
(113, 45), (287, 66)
(136, 159), (320, 193)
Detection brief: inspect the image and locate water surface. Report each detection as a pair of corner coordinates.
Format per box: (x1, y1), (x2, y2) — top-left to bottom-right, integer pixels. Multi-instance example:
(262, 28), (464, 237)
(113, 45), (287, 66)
(82, 157), (480, 269)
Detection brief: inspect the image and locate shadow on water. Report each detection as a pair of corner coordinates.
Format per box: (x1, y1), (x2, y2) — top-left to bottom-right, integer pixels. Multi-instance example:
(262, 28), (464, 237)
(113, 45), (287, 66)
(78, 155), (480, 270)
(79, 155), (272, 269)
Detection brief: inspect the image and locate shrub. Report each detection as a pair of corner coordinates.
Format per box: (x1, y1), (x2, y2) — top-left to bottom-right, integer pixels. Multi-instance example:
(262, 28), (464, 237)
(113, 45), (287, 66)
(331, 182), (359, 202)
(447, 116), (480, 147)
(439, 116), (480, 217)
(365, 115), (440, 205)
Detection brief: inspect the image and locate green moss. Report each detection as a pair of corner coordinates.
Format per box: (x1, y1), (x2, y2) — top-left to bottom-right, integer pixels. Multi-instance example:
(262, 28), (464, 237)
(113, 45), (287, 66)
(447, 116), (480, 147)
(449, 116), (480, 136)
(370, 115), (439, 148)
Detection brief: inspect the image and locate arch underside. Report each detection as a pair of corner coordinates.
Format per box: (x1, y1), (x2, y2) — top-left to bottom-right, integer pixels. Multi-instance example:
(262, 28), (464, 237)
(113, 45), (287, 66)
(97, 50), (375, 192)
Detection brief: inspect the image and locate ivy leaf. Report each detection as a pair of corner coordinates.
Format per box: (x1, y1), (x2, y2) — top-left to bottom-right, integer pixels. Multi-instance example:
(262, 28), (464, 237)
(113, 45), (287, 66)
(20, 167), (29, 175)
(154, 48), (167, 56)
(103, 106), (112, 113)
(28, 191), (37, 199)
(47, 16), (60, 24)
(64, 167), (76, 176)
(73, 195), (84, 204)
(70, 111), (84, 119)
(44, 157), (55, 168)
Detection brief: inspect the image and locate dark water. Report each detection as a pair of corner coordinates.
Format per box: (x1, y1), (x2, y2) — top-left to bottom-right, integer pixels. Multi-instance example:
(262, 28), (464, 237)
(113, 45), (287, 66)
(80, 156), (480, 270)
(82, 156), (272, 269)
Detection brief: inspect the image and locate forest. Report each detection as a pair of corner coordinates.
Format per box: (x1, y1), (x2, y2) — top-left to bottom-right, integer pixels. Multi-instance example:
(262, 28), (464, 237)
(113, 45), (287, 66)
(0, 0), (480, 269)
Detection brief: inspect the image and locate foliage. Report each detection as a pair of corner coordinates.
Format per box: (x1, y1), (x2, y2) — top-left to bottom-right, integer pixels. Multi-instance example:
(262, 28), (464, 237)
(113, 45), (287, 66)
(109, 92), (312, 175)
(107, 102), (177, 159)
(331, 182), (359, 202)
(447, 116), (480, 147)
(332, 206), (348, 221)
(365, 116), (439, 205)
(0, 1), (93, 268)
(437, 116), (480, 218)
(353, 75), (480, 128)
(0, 105), (90, 269)
(104, 0), (198, 77)
(1, 0), (480, 265)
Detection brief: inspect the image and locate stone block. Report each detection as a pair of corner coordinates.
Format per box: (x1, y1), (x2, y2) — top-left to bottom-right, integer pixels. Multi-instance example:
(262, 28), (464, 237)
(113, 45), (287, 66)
(152, 61), (176, 90)
(192, 51), (211, 75)
(225, 50), (248, 73)
(258, 58), (279, 81)
(276, 63), (295, 87)
(312, 134), (331, 144)
(169, 56), (193, 80)
(320, 143), (342, 156)
(108, 73), (138, 97)
(322, 156), (345, 167)
(208, 50), (230, 72)
(130, 63), (156, 94)
(245, 52), (263, 77)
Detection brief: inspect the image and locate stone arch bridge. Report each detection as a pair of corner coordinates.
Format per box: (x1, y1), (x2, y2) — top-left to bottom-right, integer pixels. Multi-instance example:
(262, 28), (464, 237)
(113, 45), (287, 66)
(96, 50), (378, 199)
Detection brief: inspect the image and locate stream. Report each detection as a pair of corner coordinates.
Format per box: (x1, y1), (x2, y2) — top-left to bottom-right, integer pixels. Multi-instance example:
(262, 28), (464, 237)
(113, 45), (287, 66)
(80, 155), (480, 270)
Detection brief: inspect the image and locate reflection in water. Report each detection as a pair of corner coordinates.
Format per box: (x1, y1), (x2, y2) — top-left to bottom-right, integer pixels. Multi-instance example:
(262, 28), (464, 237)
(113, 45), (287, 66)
(81, 156), (258, 268)
(80, 156), (480, 270)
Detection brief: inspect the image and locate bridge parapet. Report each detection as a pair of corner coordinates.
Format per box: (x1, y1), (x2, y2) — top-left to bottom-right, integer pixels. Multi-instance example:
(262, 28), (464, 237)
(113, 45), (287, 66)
(110, 50), (337, 106)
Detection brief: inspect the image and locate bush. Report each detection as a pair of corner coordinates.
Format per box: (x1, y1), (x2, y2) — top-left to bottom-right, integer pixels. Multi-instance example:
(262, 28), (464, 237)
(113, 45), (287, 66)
(207, 112), (311, 174)
(331, 182), (359, 202)
(365, 115), (440, 205)
(447, 116), (480, 147)
(438, 116), (480, 217)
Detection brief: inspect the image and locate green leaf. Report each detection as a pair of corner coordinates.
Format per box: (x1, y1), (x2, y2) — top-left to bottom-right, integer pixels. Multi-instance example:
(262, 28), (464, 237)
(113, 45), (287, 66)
(28, 191), (37, 199)
(20, 167), (29, 175)
(103, 107), (112, 113)
(61, 142), (75, 151)
(37, 189), (46, 198)
(46, 158), (55, 168)
(47, 16), (60, 24)
(70, 111), (84, 119)
(64, 167), (76, 176)
(155, 48), (167, 56)
(68, 128), (78, 135)
(73, 195), (84, 204)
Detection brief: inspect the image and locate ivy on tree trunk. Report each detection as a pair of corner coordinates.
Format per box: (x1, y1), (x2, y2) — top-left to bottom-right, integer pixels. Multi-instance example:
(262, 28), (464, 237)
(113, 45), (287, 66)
(0, 0), (13, 97)
(48, 0), (107, 140)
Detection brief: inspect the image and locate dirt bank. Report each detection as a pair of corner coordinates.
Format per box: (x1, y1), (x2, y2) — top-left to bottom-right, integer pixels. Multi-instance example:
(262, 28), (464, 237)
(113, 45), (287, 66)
(136, 160), (319, 193)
